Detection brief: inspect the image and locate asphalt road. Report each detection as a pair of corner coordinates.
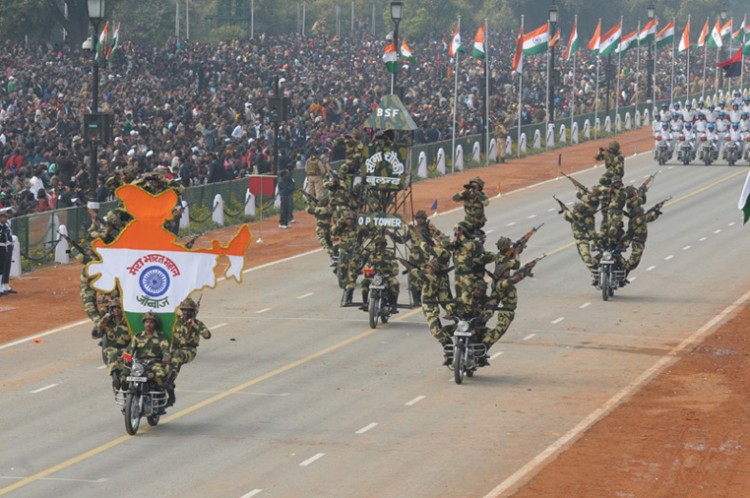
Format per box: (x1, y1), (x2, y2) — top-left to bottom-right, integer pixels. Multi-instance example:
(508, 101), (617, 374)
(1, 153), (749, 498)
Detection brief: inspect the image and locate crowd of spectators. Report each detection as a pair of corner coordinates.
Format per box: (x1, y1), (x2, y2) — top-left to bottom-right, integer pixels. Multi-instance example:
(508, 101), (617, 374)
(0, 28), (723, 216)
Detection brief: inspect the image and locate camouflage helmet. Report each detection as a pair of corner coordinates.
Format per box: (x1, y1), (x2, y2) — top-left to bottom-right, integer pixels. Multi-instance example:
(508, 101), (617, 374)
(343, 210), (356, 220)
(108, 297), (122, 309)
(610, 175), (623, 185)
(495, 236), (512, 250)
(141, 311), (158, 324)
(454, 220), (473, 233)
(179, 297), (197, 310)
(373, 236), (387, 247)
(607, 141), (621, 152)
(471, 177), (485, 190)
(415, 210), (427, 219)
(471, 279), (488, 292)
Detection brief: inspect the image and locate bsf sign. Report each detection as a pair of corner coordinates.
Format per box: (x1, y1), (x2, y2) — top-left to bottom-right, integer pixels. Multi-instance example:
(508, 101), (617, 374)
(376, 108), (400, 118)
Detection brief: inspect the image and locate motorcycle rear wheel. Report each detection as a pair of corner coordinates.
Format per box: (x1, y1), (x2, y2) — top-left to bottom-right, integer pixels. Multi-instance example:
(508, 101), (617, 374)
(368, 293), (380, 329)
(453, 343), (465, 385)
(124, 392), (142, 435)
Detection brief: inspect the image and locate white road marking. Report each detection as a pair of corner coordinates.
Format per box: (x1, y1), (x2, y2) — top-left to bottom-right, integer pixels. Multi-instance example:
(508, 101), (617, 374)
(506, 221), (517, 227)
(0, 319), (89, 351)
(299, 453), (325, 467)
(522, 334), (536, 341)
(239, 489), (263, 498)
(297, 293), (314, 299)
(629, 276), (637, 282)
(728, 222), (735, 227)
(355, 423), (378, 434)
(579, 302), (591, 309)
(405, 395), (426, 406)
(96, 365), (107, 370)
(547, 208), (556, 212)
(551, 317), (565, 324)
(646, 266), (656, 271)
(179, 390), (290, 397)
(490, 351), (504, 360)
(683, 245), (691, 250)
(256, 308), (271, 314)
(527, 214), (538, 219)
(30, 384), (58, 394)
(699, 236), (707, 241)
(714, 229), (722, 234)
(482, 287), (750, 498)
(211, 323), (228, 330)
(664, 255), (674, 260)
(485, 229), (495, 235)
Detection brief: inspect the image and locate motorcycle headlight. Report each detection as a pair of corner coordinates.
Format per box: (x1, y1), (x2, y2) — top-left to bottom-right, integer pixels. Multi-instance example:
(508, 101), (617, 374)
(132, 361), (145, 377)
(456, 321), (470, 333)
(602, 251), (613, 261)
(373, 275), (384, 286)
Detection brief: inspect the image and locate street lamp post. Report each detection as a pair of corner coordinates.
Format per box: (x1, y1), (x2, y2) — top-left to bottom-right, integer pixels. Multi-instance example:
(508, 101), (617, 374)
(389, 0), (403, 96)
(647, 2), (655, 106)
(86, 0), (105, 208)
(548, 1), (558, 122)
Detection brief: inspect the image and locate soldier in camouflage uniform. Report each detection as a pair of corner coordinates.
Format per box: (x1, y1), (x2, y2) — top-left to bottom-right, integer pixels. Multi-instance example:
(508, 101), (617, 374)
(324, 173), (357, 223)
(623, 188), (663, 278)
(446, 279), (493, 366)
(598, 176), (627, 249)
(420, 257), (457, 365)
(448, 221), (489, 302)
(597, 141), (625, 186)
(359, 237), (400, 312)
(452, 177), (490, 236)
(493, 236), (522, 279)
(339, 134), (367, 185)
(98, 298), (132, 390)
(332, 210), (364, 305)
(485, 258), (539, 353)
(561, 202), (597, 270)
(121, 311), (171, 388)
(306, 197), (335, 259)
(168, 297), (211, 406)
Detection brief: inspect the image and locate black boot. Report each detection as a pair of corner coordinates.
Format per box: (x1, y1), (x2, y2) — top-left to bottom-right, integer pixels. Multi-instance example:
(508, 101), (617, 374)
(411, 288), (422, 307)
(360, 291), (369, 310)
(442, 342), (454, 366)
(342, 289), (353, 306)
(166, 384), (176, 407)
(111, 372), (121, 391)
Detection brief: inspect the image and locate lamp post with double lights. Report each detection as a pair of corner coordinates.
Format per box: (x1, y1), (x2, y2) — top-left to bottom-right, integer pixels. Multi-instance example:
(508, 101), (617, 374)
(548, 1), (559, 122)
(389, 0), (403, 96)
(647, 2), (655, 106)
(86, 0), (105, 208)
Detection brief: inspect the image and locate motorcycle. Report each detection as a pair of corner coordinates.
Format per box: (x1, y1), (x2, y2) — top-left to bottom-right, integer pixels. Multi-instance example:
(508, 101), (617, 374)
(443, 315), (488, 385)
(591, 245), (627, 302)
(115, 354), (169, 435)
(676, 135), (694, 165)
(722, 136), (741, 166)
(654, 135), (671, 165)
(697, 135), (718, 166)
(363, 268), (395, 328)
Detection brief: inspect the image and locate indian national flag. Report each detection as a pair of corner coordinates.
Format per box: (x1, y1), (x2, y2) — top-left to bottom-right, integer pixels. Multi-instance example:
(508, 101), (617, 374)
(639, 18), (657, 44)
(708, 19), (723, 49)
(400, 40), (415, 63)
(87, 185), (251, 339)
(698, 18), (709, 47)
(745, 26), (750, 55)
(449, 26), (462, 56)
(738, 170), (750, 224)
(720, 19), (733, 42)
(564, 18), (579, 61)
(616, 29), (638, 55)
(598, 21), (622, 58)
(588, 19), (601, 55)
(512, 23), (524, 74)
(550, 28), (560, 48)
(733, 16), (746, 40)
(107, 22), (120, 61)
(95, 21), (109, 63)
(678, 18), (690, 52)
(656, 19), (674, 49)
(473, 24), (485, 59)
(383, 42), (398, 73)
(522, 23), (550, 55)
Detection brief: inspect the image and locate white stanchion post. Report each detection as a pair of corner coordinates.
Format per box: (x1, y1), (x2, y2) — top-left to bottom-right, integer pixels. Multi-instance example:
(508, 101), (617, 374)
(436, 148), (446, 175)
(55, 225), (70, 264)
(533, 129), (542, 149)
(472, 141), (481, 162)
(10, 235), (21, 278)
(245, 190), (256, 216)
(417, 151), (428, 178)
(488, 138), (497, 162)
(520, 133), (528, 154)
(571, 122), (579, 144)
(212, 194), (225, 227)
(455, 145), (464, 171)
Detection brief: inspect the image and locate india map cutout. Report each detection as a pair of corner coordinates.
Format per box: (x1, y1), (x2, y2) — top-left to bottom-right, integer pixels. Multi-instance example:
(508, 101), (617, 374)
(87, 185), (251, 339)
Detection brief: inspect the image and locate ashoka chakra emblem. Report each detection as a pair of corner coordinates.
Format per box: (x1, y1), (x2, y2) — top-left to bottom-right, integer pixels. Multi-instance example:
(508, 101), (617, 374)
(139, 266), (170, 297)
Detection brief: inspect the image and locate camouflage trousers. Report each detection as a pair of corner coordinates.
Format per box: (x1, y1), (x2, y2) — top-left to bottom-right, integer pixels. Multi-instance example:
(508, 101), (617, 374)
(454, 274), (477, 302)
(170, 347), (198, 371)
(626, 239), (646, 271)
(117, 361), (170, 388)
(483, 310), (515, 349)
(407, 268), (425, 298)
(315, 226), (334, 256)
(104, 346), (127, 375)
(422, 290), (453, 344)
(339, 247), (360, 291)
(576, 240), (595, 269)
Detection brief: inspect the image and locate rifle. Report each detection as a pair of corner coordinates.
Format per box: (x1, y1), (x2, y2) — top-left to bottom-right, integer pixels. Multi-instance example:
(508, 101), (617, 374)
(553, 195), (570, 214)
(507, 223), (544, 256)
(646, 196), (671, 217)
(640, 170), (660, 191)
(562, 172), (590, 194)
(515, 253), (547, 278)
(195, 294), (203, 316)
(58, 231), (92, 264)
(302, 190), (319, 205)
(184, 233), (202, 249)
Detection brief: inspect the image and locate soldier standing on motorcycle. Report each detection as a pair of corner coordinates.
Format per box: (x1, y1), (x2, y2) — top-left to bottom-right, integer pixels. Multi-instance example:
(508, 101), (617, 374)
(447, 279), (492, 366)
(99, 298), (132, 390)
(597, 141), (624, 186)
(168, 297), (211, 406)
(493, 237), (522, 279)
(359, 236), (400, 313)
(121, 312), (171, 389)
(333, 210), (364, 306)
(452, 177), (490, 238)
(420, 257), (456, 365)
(559, 202), (597, 273)
(622, 189), (664, 280)
(448, 221), (492, 302)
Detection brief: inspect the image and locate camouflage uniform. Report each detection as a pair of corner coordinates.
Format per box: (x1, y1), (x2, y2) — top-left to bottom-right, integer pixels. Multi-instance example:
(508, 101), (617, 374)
(452, 179), (490, 234)
(599, 178), (627, 248)
(448, 222), (487, 301)
(332, 212), (363, 304)
(360, 239), (400, 309)
(449, 280), (492, 347)
(485, 261), (537, 349)
(392, 211), (445, 305)
(562, 203), (597, 269)
(624, 192), (662, 272)
(170, 315), (211, 369)
(325, 175), (357, 223)
(339, 136), (367, 185)
(598, 141), (625, 186)
(493, 237), (521, 279)
(123, 319), (171, 388)
(98, 302), (132, 379)
(306, 199), (335, 257)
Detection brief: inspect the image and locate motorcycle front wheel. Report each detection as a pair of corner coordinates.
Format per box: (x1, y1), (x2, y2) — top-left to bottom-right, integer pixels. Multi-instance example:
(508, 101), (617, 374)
(453, 343), (465, 385)
(368, 293), (380, 329)
(124, 392), (142, 435)
(601, 267), (610, 302)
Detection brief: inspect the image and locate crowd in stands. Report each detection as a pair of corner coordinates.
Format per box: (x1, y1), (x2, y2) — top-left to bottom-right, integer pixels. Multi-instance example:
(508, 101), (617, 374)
(0, 29), (721, 216)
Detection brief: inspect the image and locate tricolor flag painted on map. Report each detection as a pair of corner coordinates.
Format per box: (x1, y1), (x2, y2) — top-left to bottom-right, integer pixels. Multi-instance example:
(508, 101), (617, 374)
(598, 21), (622, 58)
(678, 18), (690, 52)
(588, 19), (601, 55)
(708, 19), (723, 49)
(738, 170), (750, 224)
(449, 26), (462, 56)
(656, 19), (674, 49)
(564, 18), (579, 61)
(383, 42), (398, 73)
(522, 23), (550, 55)
(698, 18), (709, 48)
(473, 24), (485, 59)
(87, 185), (251, 338)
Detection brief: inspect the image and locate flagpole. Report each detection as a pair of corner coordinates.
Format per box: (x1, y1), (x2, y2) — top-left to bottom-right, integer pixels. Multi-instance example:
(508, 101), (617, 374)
(702, 18), (708, 99)
(484, 18), (490, 166)
(686, 15), (691, 99)
(545, 20), (551, 143)
(517, 15), (524, 158)
(635, 20), (641, 112)
(728, 25), (733, 94)
(571, 15), (577, 135)
(451, 15), (460, 174)
(670, 18), (675, 104)
(653, 18), (658, 109)
(615, 16), (623, 122)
